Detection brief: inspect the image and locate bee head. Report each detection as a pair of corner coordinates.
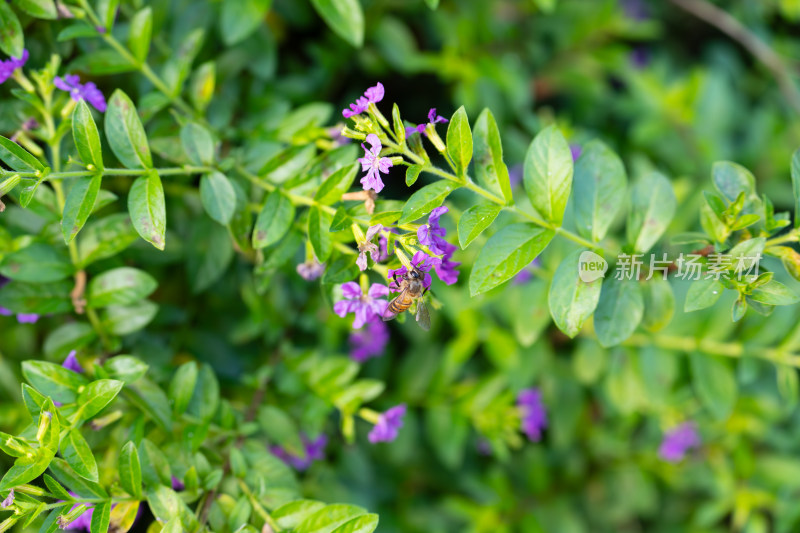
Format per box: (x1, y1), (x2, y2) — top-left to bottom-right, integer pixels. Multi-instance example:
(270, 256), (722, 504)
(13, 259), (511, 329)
(409, 269), (420, 280)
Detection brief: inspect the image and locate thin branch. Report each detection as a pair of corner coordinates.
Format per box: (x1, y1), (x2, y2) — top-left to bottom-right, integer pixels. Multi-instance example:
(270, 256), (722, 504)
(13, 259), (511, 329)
(669, 0), (800, 114)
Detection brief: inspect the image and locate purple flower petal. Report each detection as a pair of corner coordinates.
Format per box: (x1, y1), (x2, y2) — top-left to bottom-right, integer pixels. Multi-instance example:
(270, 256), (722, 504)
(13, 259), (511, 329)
(62, 351), (84, 373)
(349, 320), (389, 362)
(518, 388), (547, 442)
(368, 404), (407, 443)
(659, 422), (700, 462)
(364, 82), (384, 103)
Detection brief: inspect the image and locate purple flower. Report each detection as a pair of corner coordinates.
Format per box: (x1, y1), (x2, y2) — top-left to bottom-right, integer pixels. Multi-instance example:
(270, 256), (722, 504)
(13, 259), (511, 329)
(406, 108), (449, 137)
(54, 74), (106, 112)
(357, 225), (383, 271)
(1, 489), (13, 508)
(368, 404), (406, 443)
(513, 258), (541, 285)
(349, 320), (390, 362)
(17, 313), (39, 324)
(297, 258), (325, 281)
(518, 388), (547, 442)
(342, 82), (384, 119)
(388, 251), (438, 291)
(435, 247), (460, 285)
(62, 351), (84, 373)
(171, 476), (185, 491)
(0, 307), (11, 316)
(508, 164), (523, 188)
(333, 282), (390, 328)
(570, 144), (581, 162)
(630, 46), (650, 69)
(377, 229), (393, 262)
(0, 50), (28, 85)
(659, 422), (700, 462)
(358, 134), (393, 193)
(418, 206), (451, 255)
(270, 434), (327, 471)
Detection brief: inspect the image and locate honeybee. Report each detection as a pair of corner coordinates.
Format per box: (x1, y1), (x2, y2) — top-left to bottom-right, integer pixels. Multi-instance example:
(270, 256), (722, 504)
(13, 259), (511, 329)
(382, 266), (431, 330)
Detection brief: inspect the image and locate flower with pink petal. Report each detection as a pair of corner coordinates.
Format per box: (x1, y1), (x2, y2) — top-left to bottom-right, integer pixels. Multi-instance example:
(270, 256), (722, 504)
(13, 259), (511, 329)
(333, 282), (390, 328)
(368, 404), (406, 443)
(358, 134), (393, 193)
(357, 225), (383, 271)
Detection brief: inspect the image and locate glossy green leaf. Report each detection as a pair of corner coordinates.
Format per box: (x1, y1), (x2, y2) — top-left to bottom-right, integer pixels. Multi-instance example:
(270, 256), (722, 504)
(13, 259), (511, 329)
(641, 277), (675, 332)
(0, 280), (72, 315)
(221, 0), (272, 45)
(258, 406), (304, 456)
(523, 125), (573, 225)
(398, 181), (457, 224)
(572, 140), (626, 242)
(21, 360), (88, 404)
(253, 190), (295, 249)
(105, 90), (152, 169)
(128, 170), (166, 250)
(593, 277), (644, 347)
(548, 250), (603, 338)
(187, 364), (219, 422)
(627, 171), (676, 253)
(200, 172), (236, 225)
(138, 439), (172, 487)
(89, 502), (111, 533)
(0, 3), (23, 57)
(72, 379), (124, 423)
(446, 106), (473, 176)
(62, 174), (102, 243)
(457, 203), (502, 248)
(78, 214), (138, 268)
(43, 323), (96, 359)
(181, 122), (215, 166)
(48, 458), (108, 498)
(0, 134), (45, 172)
(13, 0), (57, 19)
(331, 514), (379, 533)
(60, 430), (99, 482)
(128, 7), (152, 63)
(101, 301), (158, 335)
(469, 223), (554, 296)
(169, 362), (198, 416)
(119, 441), (142, 499)
(684, 278), (724, 312)
(295, 504), (368, 533)
(102, 356), (149, 383)
(0, 243), (72, 282)
(87, 267), (157, 308)
(310, 0), (364, 48)
(749, 280), (800, 305)
(473, 108), (512, 203)
(691, 353), (737, 420)
(405, 165), (422, 187)
(308, 206), (333, 262)
(72, 100), (104, 171)
(274, 500), (327, 530)
(314, 163), (357, 205)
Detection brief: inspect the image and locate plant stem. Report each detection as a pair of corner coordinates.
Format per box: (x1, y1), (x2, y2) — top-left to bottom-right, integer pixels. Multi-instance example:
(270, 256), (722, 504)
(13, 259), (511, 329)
(13, 166), (215, 181)
(237, 479), (281, 532)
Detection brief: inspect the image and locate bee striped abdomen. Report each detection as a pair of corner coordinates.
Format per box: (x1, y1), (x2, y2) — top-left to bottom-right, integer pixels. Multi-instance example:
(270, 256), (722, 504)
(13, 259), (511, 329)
(388, 294), (413, 314)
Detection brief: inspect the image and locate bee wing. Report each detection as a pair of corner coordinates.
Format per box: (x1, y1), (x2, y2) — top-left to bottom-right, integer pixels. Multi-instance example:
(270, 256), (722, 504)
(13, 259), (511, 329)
(415, 297), (431, 331)
(382, 288), (408, 322)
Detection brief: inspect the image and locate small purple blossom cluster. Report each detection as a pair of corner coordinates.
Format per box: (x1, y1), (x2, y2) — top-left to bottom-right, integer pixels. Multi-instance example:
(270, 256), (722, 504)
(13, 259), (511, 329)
(0, 50), (28, 85)
(270, 434), (327, 471)
(54, 74), (107, 112)
(518, 388), (548, 442)
(368, 404), (406, 443)
(349, 320), (390, 363)
(658, 422), (700, 462)
(417, 207), (460, 285)
(406, 108), (448, 137)
(357, 134), (393, 193)
(342, 82), (384, 119)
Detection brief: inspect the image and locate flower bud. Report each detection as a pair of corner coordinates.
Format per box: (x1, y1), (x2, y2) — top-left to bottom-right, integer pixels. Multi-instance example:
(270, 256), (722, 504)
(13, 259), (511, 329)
(0, 175), (21, 198)
(35, 411), (52, 443)
(426, 128), (447, 153)
(340, 127), (366, 141)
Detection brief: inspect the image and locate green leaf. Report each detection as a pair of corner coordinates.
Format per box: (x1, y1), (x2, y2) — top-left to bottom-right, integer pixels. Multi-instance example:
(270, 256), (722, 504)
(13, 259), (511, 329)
(331, 514), (379, 533)
(641, 277), (675, 332)
(253, 190), (295, 249)
(627, 171), (676, 253)
(0, 280), (72, 315)
(60, 430), (99, 482)
(162, 28), (205, 97)
(118, 441), (142, 499)
(792, 149), (800, 229)
(572, 140), (627, 242)
(62, 174), (102, 243)
(713, 161), (756, 204)
(181, 122), (215, 166)
(13, 0), (57, 19)
(78, 214), (138, 268)
(314, 163), (357, 205)
(0, 134), (45, 172)
(72, 100), (104, 171)
(21, 360), (88, 404)
(446, 106), (473, 176)
(57, 23), (99, 41)
(169, 362), (198, 416)
(405, 165), (422, 187)
(332, 380), (385, 413)
(200, 172), (236, 225)
(749, 280), (800, 305)
(138, 439), (172, 487)
(729, 237), (766, 277)
(398, 181), (457, 224)
(187, 364), (219, 422)
(457, 203), (502, 249)
(469, 223), (554, 296)
(146, 485), (180, 523)
(473, 108), (512, 203)
(189, 218), (233, 292)
(89, 502), (111, 533)
(102, 356), (148, 383)
(0, 452), (53, 491)
(548, 250), (603, 338)
(87, 267), (157, 308)
(0, 243), (73, 282)
(43, 323), (96, 359)
(101, 301), (158, 335)
(72, 379), (124, 424)
(392, 103), (405, 145)
(273, 500), (327, 530)
(0, 2), (23, 57)
(523, 125), (573, 225)
(68, 49), (136, 75)
(258, 406), (304, 456)
(691, 353), (737, 420)
(49, 458), (108, 498)
(593, 277), (644, 347)
(220, 0), (272, 45)
(295, 504), (368, 533)
(321, 257), (359, 285)
(310, 0), (364, 47)
(128, 7), (152, 63)
(128, 170), (166, 250)
(424, 407), (468, 469)
(105, 90), (152, 169)
(308, 206), (333, 262)
(43, 474), (73, 500)
(684, 278), (724, 312)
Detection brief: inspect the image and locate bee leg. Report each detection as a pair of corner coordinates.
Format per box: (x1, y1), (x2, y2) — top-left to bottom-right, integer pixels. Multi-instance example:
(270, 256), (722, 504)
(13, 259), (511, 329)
(422, 287), (428, 297)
